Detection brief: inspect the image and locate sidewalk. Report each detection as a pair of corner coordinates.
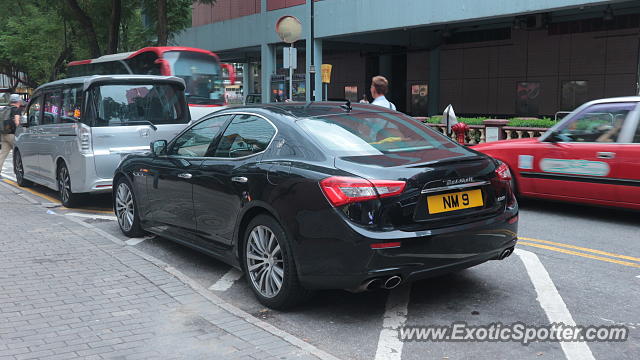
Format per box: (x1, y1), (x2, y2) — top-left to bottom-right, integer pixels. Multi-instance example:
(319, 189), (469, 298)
(0, 182), (331, 360)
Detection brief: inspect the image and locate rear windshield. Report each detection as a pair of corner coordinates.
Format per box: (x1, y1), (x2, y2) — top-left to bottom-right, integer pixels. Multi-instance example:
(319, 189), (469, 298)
(88, 83), (188, 127)
(297, 112), (473, 163)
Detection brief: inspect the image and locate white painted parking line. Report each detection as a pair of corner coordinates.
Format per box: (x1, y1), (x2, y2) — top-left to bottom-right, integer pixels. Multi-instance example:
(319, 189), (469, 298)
(516, 249), (595, 360)
(374, 285), (411, 360)
(66, 212), (117, 221)
(208, 268), (244, 291)
(125, 237), (153, 246)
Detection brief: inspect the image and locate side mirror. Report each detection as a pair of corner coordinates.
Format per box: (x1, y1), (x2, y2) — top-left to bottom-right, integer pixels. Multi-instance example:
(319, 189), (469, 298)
(151, 140), (167, 156)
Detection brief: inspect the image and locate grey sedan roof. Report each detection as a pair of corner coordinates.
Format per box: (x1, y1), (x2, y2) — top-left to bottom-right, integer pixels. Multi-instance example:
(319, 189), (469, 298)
(34, 75), (185, 92)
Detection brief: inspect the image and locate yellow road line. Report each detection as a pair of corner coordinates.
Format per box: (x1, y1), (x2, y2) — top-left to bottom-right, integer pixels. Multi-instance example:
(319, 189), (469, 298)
(518, 241), (640, 269)
(519, 236), (640, 263)
(2, 178), (113, 214)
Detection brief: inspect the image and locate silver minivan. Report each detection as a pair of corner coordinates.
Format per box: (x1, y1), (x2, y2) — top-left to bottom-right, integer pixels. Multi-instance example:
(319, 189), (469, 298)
(13, 75), (190, 207)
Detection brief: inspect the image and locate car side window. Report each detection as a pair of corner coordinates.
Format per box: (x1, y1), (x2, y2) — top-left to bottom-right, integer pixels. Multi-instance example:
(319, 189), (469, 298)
(555, 102), (636, 143)
(61, 86), (84, 123)
(213, 114), (277, 158)
(42, 91), (62, 125)
(170, 115), (233, 157)
(633, 122), (640, 143)
(26, 95), (42, 126)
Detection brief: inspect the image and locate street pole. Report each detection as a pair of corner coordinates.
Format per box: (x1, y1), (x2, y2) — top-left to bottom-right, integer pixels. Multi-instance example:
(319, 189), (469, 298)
(309, 0), (315, 101)
(289, 44), (294, 101)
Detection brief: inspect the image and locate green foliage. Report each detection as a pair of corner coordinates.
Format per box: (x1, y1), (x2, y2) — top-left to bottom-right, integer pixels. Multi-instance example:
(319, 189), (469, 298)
(0, 0), (207, 88)
(507, 118), (555, 128)
(423, 115), (555, 129)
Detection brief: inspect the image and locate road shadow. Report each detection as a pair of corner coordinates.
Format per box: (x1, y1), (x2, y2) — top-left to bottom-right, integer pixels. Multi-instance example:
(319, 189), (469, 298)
(517, 197), (638, 227)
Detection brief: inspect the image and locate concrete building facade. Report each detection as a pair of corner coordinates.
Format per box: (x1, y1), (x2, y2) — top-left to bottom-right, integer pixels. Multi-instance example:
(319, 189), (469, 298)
(179, 0), (640, 117)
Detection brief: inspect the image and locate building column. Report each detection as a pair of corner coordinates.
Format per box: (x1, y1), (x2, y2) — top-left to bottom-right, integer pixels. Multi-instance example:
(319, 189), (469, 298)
(261, 43), (275, 103)
(428, 47), (441, 116)
(242, 63), (250, 98)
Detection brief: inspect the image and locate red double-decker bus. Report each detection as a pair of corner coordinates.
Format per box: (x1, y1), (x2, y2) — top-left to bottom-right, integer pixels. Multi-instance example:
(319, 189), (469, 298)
(68, 47), (235, 118)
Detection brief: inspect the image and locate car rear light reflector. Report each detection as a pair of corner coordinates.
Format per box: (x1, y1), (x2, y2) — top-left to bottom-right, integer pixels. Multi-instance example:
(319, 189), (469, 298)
(508, 215), (518, 224)
(320, 176), (406, 207)
(495, 162), (512, 181)
(370, 242), (401, 249)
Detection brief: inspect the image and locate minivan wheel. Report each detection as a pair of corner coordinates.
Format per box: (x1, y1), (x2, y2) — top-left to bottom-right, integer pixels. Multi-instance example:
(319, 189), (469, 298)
(243, 215), (312, 310)
(114, 178), (145, 237)
(13, 150), (32, 187)
(57, 162), (85, 207)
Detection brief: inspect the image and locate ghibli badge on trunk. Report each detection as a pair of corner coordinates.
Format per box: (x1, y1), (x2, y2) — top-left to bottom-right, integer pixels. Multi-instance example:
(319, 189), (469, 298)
(445, 177), (474, 186)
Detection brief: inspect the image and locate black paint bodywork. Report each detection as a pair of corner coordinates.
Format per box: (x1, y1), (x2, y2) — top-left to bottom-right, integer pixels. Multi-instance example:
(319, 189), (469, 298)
(114, 103), (518, 290)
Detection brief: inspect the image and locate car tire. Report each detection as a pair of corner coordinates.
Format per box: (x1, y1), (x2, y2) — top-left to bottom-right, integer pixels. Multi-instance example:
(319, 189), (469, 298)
(114, 177), (145, 238)
(243, 214), (312, 310)
(57, 162), (86, 208)
(13, 150), (32, 187)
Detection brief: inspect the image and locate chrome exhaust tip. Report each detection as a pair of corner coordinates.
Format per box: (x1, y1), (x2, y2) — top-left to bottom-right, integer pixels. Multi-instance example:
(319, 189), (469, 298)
(347, 278), (382, 293)
(499, 248), (513, 260)
(383, 276), (402, 289)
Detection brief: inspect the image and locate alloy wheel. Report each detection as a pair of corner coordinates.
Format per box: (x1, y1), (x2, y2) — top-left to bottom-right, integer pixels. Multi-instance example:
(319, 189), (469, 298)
(246, 225), (284, 298)
(115, 182), (135, 232)
(14, 152), (24, 182)
(58, 166), (71, 204)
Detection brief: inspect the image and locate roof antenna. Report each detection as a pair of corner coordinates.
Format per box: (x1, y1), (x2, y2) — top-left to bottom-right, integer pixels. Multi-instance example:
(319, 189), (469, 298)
(340, 99), (352, 112)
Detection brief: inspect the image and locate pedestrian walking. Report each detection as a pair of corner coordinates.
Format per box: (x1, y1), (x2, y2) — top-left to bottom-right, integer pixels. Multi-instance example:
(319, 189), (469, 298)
(0, 94), (22, 178)
(369, 75), (396, 110)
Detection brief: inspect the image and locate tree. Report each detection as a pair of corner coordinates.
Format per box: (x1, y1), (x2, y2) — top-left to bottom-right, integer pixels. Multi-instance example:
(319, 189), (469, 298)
(65, 0), (101, 57)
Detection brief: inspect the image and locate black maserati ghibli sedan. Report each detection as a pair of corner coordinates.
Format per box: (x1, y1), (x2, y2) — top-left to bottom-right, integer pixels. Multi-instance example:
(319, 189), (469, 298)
(113, 102), (518, 309)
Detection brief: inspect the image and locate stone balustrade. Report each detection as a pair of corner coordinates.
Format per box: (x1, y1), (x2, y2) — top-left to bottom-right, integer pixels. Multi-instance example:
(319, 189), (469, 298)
(420, 120), (549, 144)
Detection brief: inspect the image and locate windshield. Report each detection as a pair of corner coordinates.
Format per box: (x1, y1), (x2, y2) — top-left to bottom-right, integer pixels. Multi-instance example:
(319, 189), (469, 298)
(298, 112), (473, 165)
(90, 83), (189, 127)
(164, 51), (224, 106)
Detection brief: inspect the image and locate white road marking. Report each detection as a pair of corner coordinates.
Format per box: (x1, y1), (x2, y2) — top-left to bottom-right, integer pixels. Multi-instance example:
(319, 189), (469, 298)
(125, 236), (153, 246)
(66, 212), (117, 221)
(374, 285), (411, 360)
(636, 275), (640, 279)
(208, 268), (244, 291)
(516, 249), (595, 360)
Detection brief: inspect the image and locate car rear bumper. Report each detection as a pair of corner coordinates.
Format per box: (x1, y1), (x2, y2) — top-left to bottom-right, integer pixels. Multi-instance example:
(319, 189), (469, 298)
(294, 207), (518, 290)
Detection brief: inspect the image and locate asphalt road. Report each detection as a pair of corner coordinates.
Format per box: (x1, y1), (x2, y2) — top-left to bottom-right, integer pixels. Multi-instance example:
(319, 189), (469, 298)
(2, 156), (639, 360)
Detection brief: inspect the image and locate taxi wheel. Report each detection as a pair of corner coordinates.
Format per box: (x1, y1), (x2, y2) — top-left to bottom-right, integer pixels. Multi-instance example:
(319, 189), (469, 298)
(242, 214), (313, 310)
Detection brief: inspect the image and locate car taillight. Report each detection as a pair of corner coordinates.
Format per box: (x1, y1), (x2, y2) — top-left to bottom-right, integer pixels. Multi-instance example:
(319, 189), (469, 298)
(319, 176), (406, 207)
(495, 162), (512, 181)
(77, 123), (92, 154)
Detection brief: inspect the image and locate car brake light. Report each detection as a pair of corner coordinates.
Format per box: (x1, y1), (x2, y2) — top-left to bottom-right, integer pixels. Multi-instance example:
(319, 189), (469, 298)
(495, 162), (512, 181)
(319, 176), (406, 207)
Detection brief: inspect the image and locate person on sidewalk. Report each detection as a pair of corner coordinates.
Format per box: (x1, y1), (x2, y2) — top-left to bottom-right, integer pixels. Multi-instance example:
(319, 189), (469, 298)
(369, 75), (396, 111)
(0, 94), (22, 178)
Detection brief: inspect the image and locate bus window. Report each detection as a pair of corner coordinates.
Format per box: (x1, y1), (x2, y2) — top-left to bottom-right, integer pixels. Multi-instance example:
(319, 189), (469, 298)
(163, 51), (224, 106)
(125, 52), (161, 75)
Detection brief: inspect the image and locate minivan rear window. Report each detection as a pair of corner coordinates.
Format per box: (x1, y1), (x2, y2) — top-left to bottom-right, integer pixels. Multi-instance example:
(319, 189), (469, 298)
(88, 83), (188, 127)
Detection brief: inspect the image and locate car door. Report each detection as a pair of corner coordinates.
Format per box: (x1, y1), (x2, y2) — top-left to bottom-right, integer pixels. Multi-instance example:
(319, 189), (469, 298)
(19, 95), (43, 179)
(39, 89), (63, 185)
(194, 114), (277, 246)
(145, 114), (233, 237)
(614, 104), (640, 206)
(533, 101), (637, 202)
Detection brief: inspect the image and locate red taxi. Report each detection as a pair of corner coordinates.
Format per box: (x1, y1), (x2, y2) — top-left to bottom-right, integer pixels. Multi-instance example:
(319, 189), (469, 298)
(472, 97), (640, 211)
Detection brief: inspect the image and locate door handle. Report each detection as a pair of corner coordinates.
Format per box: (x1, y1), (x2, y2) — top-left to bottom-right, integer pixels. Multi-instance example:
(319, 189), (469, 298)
(231, 176), (248, 183)
(596, 152), (616, 159)
(177, 173), (192, 179)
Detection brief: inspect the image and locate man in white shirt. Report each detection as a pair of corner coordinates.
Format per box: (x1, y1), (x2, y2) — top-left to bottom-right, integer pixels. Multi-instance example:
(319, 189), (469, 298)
(369, 76), (396, 111)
